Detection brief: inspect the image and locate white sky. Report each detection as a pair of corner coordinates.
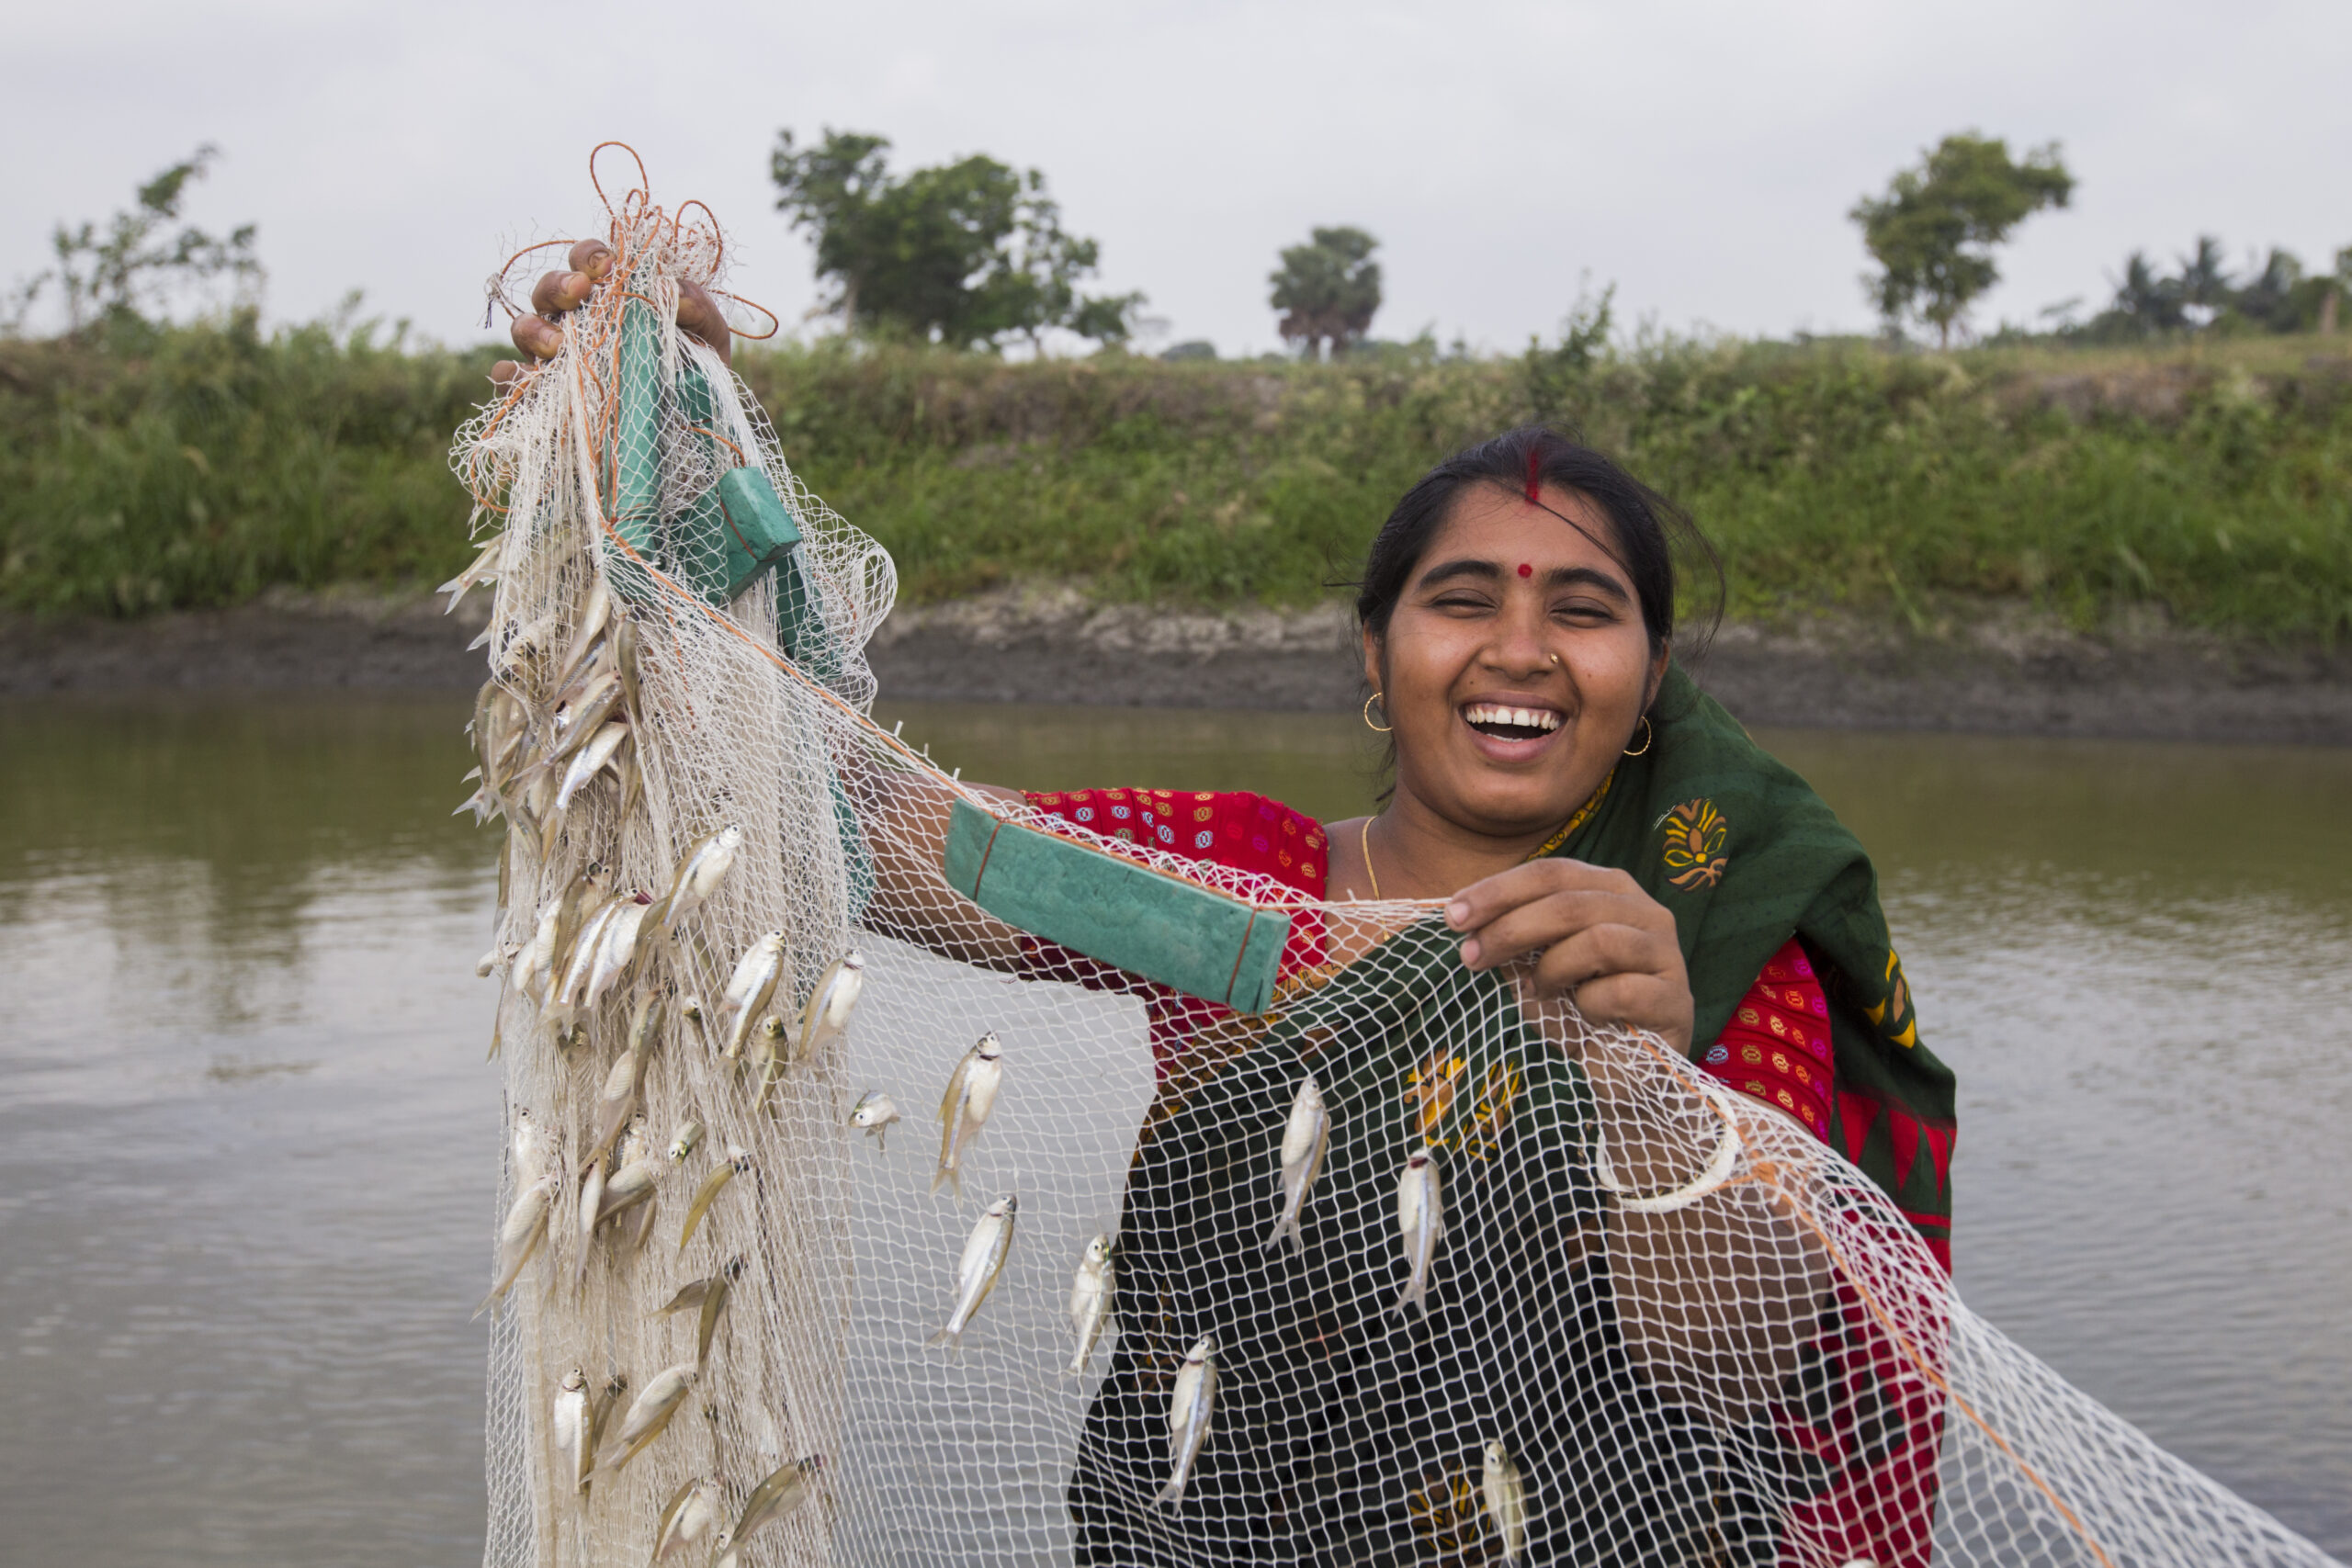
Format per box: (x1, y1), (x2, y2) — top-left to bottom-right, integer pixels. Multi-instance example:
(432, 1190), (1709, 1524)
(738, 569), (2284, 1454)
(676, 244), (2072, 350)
(6, 0), (2346, 355)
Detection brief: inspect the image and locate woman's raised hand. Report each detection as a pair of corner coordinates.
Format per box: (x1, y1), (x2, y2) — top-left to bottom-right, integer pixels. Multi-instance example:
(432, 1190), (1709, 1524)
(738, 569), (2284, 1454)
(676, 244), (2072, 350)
(494, 237), (732, 383)
(1445, 859), (1694, 1055)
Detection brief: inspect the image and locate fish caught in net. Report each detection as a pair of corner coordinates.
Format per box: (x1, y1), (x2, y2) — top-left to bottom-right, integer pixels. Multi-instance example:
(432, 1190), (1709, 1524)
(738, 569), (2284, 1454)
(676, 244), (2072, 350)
(449, 148), (2340, 1568)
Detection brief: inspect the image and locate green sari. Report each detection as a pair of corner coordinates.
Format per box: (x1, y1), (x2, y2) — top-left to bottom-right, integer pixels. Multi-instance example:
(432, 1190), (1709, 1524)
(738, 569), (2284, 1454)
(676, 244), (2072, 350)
(1548, 663), (1957, 1256)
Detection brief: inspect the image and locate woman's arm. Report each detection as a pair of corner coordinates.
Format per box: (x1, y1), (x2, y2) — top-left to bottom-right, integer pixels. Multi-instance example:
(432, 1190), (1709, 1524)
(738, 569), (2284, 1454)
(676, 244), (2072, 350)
(840, 738), (1030, 968)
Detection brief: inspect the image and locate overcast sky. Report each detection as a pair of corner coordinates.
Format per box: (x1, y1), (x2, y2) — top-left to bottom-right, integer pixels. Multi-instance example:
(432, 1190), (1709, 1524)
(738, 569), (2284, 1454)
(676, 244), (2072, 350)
(6, 0), (2346, 355)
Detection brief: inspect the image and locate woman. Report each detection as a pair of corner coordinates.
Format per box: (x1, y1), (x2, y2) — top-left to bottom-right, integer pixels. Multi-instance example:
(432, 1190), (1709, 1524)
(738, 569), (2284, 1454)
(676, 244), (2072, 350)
(513, 298), (1956, 1563)
(1008, 431), (1957, 1566)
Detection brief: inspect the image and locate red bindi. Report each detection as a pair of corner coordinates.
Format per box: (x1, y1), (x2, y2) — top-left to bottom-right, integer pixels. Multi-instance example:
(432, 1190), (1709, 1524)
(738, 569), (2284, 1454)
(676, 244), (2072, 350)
(1516, 562), (1533, 578)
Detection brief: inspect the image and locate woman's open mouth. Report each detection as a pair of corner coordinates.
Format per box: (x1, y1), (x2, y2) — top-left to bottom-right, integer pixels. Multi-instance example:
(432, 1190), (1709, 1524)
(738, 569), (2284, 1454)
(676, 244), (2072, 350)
(1462, 702), (1563, 743)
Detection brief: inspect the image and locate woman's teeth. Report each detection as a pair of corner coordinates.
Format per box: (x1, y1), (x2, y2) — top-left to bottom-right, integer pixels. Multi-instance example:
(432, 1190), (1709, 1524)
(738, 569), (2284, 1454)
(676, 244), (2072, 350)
(1464, 704), (1562, 738)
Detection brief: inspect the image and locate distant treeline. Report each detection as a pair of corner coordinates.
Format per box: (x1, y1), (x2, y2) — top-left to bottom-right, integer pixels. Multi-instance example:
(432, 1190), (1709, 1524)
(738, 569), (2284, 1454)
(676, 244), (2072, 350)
(4, 314), (2348, 642)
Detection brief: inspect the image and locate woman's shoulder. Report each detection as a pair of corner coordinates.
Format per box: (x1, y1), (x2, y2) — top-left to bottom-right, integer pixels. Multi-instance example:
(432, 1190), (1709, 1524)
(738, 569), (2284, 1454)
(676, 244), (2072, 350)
(1023, 787), (1327, 894)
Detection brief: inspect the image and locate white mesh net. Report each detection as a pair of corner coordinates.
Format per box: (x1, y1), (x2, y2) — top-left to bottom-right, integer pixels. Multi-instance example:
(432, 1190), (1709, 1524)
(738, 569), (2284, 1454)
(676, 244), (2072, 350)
(450, 155), (2340, 1568)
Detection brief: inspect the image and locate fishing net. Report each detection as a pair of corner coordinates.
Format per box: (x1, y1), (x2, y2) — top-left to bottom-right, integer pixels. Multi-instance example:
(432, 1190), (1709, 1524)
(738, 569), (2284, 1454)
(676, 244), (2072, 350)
(451, 151), (2339, 1568)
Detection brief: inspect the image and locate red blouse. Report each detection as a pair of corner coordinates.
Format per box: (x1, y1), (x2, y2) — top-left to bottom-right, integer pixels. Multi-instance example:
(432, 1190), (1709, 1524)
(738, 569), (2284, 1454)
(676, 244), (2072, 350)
(1018, 788), (1835, 1148)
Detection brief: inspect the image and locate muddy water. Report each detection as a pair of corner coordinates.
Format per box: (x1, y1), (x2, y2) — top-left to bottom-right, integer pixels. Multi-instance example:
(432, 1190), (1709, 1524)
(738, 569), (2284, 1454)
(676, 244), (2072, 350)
(1, 694), (2346, 1563)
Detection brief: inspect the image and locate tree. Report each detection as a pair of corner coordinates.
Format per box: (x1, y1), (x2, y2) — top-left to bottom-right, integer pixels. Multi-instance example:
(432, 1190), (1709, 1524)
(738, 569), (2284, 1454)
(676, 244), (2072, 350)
(770, 129), (1140, 351)
(1849, 132), (2073, 348)
(1268, 226), (1381, 360)
(2173, 234), (2233, 327)
(11, 145), (262, 334)
(2104, 250), (2185, 336)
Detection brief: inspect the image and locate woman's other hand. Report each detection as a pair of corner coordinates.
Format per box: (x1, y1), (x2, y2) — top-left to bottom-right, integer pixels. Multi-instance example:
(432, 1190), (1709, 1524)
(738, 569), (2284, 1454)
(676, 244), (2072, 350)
(1446, 859), (1693, 1055)
(496, 237), (732, 381)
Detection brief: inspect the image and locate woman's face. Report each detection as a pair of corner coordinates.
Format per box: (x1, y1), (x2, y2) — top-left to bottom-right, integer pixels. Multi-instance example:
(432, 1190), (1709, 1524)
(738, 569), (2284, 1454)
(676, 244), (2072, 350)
(1366, 481), (1666, 840)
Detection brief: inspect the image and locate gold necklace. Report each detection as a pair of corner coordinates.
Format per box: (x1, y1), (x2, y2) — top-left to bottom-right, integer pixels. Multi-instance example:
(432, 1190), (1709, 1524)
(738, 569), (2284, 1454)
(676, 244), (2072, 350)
(1360, 766), (1613, 901)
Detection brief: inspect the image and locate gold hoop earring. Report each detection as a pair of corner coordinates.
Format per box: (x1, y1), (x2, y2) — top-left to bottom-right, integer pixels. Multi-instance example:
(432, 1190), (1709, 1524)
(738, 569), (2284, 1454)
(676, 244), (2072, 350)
(1363, 693), (1393, 734)
(1623, 716), (1654, 756)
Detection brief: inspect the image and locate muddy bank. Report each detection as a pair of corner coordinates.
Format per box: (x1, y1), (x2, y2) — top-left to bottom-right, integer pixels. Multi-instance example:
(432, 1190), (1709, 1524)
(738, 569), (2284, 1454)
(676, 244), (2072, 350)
(5, 587), (2349, 745)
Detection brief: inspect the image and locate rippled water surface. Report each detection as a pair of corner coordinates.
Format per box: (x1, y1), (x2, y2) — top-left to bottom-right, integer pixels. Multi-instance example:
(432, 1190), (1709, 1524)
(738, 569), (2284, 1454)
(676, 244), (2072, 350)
(2, 694), (2346, 1563)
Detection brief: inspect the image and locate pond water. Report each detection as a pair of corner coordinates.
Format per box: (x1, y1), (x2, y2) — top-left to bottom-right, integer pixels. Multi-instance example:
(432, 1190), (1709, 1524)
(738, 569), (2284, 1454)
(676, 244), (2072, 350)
(1, 694), (2346, 1564)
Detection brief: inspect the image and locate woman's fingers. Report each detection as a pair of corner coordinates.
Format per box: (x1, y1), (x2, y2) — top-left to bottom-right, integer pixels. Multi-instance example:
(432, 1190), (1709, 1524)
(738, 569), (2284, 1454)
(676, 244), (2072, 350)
(675, 279), (732, 367)
(1534, 928), (1694, 1051)
(567, 238), (615, 281)
(530, 268), (594, 316)
(1458, 884), (1666, 971)
(511, 313), (564, 360)
(1448, 858), (1636, 934)
(505, 243), (730, 367)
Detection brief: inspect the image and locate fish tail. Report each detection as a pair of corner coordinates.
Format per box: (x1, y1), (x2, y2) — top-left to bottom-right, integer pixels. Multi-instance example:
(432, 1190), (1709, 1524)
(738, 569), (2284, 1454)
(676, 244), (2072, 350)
(930, 1167), (960, 1197)
(1262, 1213), (1297, 1253)
(925, 1326), (960, 1349)
(1152, 1472), (1189, 1506)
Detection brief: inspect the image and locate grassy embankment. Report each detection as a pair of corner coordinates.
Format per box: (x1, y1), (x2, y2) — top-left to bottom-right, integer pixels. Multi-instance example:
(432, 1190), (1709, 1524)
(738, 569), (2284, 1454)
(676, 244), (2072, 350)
(3, 318), (2348, 640)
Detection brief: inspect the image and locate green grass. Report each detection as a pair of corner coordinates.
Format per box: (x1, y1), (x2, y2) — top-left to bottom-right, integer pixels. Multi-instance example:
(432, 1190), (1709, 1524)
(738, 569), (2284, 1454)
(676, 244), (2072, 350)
(5, 317), (2349, 639)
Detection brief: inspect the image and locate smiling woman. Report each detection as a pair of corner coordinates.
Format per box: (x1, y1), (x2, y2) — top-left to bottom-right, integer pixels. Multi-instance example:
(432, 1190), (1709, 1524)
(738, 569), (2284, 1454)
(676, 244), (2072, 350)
(982, 426), (1961, 1562)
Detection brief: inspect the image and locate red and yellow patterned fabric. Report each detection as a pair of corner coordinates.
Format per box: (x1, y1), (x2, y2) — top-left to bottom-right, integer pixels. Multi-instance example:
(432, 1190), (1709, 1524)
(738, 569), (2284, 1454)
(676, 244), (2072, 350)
(1702, 936), (1836, 1141)
(1019, 789), (1329, 1062)
(1702, 937), (1946, 1566)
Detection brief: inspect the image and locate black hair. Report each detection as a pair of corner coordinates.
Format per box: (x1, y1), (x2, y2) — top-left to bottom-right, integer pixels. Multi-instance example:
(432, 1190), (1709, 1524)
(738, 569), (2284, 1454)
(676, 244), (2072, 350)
(1353, 425), (1722, 675)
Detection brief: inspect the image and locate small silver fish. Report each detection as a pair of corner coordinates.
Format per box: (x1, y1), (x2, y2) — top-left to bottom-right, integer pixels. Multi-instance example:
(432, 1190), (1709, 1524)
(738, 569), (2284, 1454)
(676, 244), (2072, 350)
(649, 825), (741, 933)
(649, 1255), (741, 1319)
(552, 892), (626, 1013)
(543, 675), (623, 770)
(553, 720), (628, 810)
(849, 1090), (900, 1151)
(1264, 1073), (1330, 1255)
(1068, 1233), (1114, 1375)
(597, 1360), (694, 1474)
(575, 1158), (607, 1282)
(750, 1016), (791, 1114)
(551, 1367), (593, 1496)
(679, 996), (710, 1053)
(679, 1147), (751, 1251)
(493, 613), (560, 682)
(510, 1107), (547, 1188)
(930, 1193), (1017, 1348)
(583, 1009), (654, 1174)
(587, 1371), (627, 1469)
(693, 1260), (735, 1371)
(1483, 1438), (1527, 1564)
(550, 578), (612, 693)
(721, 933), (788, 1060)
(665, 1118), (706, 1163)
(613, 740), (642, 822)
(1395, 1146), (1444, 1317)
(583, 894), (653, 1010)
(613, 616), (643, 725)
(517, 897), (564, 1003)
(437, 532), (505, 614)
(712, 1458), (820, 1568)
(650, 1474), (719, 1564)
(1154, 1332), (1218, 1506)
(474, 1173), (557, 1317)
(933, 1032), (1003, 1195)
(795, 949), (865, 1061)
(597, 1135), (664, 1227)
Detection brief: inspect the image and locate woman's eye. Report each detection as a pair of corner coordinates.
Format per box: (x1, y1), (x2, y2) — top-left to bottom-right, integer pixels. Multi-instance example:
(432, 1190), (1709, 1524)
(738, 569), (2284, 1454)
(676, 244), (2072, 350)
(1554, 599), (1618, 624)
